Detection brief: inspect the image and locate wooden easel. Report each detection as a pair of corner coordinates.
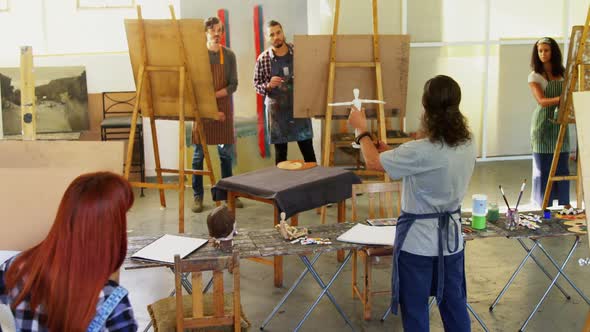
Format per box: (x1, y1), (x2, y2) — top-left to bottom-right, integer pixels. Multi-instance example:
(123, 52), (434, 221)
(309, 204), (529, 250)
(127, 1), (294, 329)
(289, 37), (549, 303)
(124, 5), (217, 233)
(320, 0), (409, 226)
(322, 0), (387, 176)
(542, 9), (590, 210)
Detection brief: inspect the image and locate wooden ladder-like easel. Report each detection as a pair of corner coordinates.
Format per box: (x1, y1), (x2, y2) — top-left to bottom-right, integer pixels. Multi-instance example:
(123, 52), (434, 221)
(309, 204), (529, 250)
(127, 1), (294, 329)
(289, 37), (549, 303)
(124, 5), (217, 233)
(542, 8), (590, 210)
(322, 0), (388, 179)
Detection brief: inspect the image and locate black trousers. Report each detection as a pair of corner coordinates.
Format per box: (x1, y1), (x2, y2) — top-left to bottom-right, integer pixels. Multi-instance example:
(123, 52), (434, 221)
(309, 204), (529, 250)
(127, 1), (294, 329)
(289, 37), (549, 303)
(274, 139), (317, 165)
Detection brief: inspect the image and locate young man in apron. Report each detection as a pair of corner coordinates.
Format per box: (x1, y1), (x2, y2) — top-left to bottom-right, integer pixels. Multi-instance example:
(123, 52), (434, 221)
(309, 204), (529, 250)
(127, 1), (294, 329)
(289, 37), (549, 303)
(253, 20), (316, 164)
(349, 75), (476, 331)
(191, 17), (243, 213)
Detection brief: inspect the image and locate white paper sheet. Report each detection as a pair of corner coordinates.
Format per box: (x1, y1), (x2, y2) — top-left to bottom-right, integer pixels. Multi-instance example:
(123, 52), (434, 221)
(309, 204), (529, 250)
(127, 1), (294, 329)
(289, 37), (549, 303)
(131, 234), (207, 264)
(336, 224), (396, 246)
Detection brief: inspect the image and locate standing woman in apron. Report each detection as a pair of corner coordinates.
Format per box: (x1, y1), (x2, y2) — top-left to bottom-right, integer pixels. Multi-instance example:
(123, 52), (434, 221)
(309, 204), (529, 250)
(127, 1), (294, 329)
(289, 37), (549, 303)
(191, 17), (243, 213)
(528, 37), (570, 208)
(349, 75), (476, 331)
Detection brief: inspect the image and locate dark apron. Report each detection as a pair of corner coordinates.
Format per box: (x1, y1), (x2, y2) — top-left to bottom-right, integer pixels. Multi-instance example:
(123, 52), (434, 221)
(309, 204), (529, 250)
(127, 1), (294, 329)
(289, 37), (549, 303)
(265, 52), (313, 144)
(390, 207), (462, 315)
(192, 49), (234, 145)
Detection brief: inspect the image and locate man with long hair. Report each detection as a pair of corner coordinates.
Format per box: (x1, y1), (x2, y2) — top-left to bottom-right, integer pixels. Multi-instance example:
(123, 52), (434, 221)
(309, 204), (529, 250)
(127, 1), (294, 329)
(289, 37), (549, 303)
(0, 172), (137, 331)
(253, 20), (316, 164)
(349, 75), (476, 331)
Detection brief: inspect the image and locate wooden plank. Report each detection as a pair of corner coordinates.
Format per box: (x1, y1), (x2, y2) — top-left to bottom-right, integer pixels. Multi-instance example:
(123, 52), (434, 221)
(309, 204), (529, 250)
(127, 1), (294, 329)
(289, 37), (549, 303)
(19, 46), (36, 140)
(213, 271), (225, 317)
(175, 255), (184, 329)
(246, 257), (273, 266)
(294, 35), (410, 120)
(0, 141), (123, 250)
(573, 91), (590, 249)
(192, 272), (204, 317)
(124, 66), (144, 179)
(128, 182), (178, 190)
(335, 62), (376, 67)
(125, 19), (219, 120)
(184, 317), (233, 328)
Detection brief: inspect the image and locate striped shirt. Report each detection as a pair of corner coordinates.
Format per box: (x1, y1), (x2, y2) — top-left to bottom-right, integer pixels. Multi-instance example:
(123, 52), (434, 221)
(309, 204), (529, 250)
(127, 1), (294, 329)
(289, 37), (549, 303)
(253, 43), (294, 97)
(528, 73), (569, 153)
(0, 256), (137, 332)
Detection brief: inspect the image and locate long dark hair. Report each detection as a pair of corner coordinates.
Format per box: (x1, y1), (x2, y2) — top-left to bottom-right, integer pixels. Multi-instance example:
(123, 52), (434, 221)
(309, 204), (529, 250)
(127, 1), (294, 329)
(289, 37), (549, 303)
(6, 172), (134, 331)
(530, 37), (565, 78)
(421, 75), (471, 147)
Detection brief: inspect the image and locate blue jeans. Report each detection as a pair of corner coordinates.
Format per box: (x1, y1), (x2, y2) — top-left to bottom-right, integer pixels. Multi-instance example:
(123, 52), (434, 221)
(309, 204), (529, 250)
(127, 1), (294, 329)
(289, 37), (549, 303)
(398, 250), (470, 332)
(532, 152), (570, 207)
(192, 144), (233, 198)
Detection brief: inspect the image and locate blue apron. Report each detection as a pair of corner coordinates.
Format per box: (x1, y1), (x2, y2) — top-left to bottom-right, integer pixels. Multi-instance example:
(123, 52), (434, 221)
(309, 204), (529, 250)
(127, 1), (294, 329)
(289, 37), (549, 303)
(390, 207), (461, 315)
(264, 52), (313, 144)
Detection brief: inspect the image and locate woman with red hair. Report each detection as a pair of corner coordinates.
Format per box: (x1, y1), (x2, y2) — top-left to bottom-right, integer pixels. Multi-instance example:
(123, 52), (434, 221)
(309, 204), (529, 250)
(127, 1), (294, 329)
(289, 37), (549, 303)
(0, 172), (137, 331)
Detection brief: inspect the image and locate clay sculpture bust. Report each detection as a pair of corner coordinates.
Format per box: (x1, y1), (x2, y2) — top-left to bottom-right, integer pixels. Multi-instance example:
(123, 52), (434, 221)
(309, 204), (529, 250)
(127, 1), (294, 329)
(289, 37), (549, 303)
(207, 205), (236, 251)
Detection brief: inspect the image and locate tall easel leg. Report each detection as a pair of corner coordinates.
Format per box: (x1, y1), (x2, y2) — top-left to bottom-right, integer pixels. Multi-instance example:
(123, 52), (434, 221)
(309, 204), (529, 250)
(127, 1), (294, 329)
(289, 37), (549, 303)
(169, 4), (218, 207)
(542, 123), (568, 209)
(125, 66), (145, 179)
(178, 68), (186, 233)
(149, 115), (166, 207)
(577, 154), (583, 208)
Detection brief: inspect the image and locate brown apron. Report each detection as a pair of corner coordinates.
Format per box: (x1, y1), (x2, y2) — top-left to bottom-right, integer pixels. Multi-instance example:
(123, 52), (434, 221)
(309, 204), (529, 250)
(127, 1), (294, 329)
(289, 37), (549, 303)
(192, 48), (235, 145)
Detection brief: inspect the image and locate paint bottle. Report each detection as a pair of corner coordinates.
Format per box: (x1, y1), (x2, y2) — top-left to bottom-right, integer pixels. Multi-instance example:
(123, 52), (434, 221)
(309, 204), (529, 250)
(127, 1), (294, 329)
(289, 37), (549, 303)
(543, 209), (551, 219)
(471, 194), (487, 230)
(487, 203), (500, 222)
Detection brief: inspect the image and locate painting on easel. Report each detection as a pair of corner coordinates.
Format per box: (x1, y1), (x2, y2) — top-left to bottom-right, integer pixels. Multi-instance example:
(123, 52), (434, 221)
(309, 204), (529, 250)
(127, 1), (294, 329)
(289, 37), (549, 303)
(557, 26), (590, 123)
(0, 66), (89, 135)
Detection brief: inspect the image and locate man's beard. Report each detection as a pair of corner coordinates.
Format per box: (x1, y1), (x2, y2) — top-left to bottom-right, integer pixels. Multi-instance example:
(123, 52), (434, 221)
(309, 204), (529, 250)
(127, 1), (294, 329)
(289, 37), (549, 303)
(273, 39), (284, 48)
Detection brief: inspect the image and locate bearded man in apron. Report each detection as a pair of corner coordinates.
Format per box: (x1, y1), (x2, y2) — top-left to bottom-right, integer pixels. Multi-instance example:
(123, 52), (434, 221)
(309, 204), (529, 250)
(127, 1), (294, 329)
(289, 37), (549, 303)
(191, 17), (243, 213)
(349, 75), (476, 331)
(253, 20), (316, 164)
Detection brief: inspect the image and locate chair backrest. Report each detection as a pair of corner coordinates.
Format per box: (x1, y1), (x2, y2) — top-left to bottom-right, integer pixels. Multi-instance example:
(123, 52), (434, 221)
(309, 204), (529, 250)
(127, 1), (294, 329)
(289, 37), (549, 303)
(351, 181), (402, 221)
(174, 252), (240, 332)
(102, 91), (137, 119)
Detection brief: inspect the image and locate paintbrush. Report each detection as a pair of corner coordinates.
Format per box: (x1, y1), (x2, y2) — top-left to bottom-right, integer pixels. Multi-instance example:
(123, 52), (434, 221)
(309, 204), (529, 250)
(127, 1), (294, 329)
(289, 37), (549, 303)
(514, 179), (527, 210)
(499, 185), (511, 210)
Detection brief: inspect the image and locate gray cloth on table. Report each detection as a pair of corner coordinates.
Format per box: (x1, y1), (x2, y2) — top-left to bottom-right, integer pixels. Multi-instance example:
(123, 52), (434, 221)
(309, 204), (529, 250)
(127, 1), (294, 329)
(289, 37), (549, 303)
(211, 166), (361, 219)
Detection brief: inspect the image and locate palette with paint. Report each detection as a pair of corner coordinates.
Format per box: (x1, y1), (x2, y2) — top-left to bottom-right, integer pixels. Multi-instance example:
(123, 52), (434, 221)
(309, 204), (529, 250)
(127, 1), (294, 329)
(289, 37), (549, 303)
(276, 160), (318, 171)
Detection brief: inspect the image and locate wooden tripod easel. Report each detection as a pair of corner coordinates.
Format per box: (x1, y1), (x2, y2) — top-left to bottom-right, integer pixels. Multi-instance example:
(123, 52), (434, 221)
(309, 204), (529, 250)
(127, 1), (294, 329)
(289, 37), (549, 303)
(320, 0), (407, 227)
(542, 8), (590, 210)
(322, 0), (388, 177)
(124, 5), (217, 233)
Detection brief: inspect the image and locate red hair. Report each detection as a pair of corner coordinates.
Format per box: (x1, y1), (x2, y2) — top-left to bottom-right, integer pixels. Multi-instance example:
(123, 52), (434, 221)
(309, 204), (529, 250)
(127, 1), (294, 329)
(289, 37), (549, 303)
(5, 171), (134, 331)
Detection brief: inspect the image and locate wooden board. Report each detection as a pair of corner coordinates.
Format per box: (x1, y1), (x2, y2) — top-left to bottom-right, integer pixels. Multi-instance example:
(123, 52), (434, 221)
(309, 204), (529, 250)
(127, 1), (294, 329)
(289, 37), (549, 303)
(572, 91), (590, 248)
(558, 26), (590, 123)
(0, 141), (124, 250)
(125, 19), (219, 120)
(293, 35), (410, 119)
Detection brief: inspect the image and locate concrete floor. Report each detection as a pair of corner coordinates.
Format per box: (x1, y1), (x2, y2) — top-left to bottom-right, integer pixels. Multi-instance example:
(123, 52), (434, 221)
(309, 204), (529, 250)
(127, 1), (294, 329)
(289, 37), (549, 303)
(122, 160), (590, 331)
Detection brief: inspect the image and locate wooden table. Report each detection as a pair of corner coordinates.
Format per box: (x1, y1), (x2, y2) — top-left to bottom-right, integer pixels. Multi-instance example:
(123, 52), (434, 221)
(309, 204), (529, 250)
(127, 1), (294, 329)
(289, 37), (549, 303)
(126, 223), (363, 331)
(211, 166), (361, 287)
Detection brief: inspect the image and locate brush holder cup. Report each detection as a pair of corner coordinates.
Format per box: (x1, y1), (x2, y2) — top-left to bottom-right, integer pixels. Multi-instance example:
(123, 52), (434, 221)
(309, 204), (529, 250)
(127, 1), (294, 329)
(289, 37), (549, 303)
(505, 208), (519, 230)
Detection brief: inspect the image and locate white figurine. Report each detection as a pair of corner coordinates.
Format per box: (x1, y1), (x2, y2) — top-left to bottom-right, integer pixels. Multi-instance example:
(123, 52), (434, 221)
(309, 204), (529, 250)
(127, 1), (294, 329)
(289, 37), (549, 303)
(328, 88), (386, 148)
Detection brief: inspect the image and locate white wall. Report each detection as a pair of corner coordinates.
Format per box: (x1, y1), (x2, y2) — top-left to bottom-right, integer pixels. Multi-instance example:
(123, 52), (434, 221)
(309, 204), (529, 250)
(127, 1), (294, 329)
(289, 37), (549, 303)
(0, 0), (184, 176)
(0, 0), (181, 92)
